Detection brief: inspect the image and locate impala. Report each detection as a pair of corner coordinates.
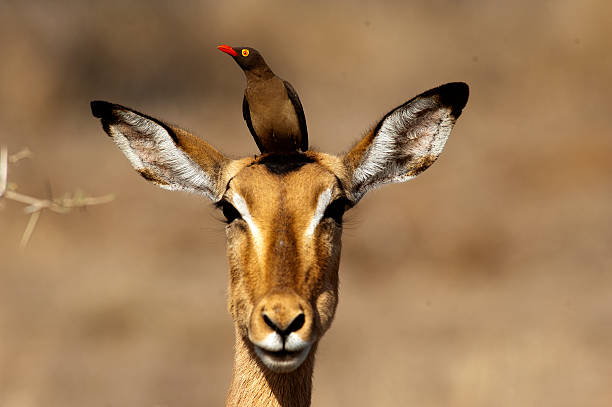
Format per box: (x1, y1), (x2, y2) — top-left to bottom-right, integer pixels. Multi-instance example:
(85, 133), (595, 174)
(91, 81), (469, 407)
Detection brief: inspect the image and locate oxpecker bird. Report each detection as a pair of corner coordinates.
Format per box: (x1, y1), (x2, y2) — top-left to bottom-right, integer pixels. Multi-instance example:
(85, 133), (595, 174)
(217, 45), (308, 153)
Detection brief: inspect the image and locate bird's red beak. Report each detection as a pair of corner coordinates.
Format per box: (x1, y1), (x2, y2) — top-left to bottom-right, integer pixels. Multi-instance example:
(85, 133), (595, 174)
(217, 44), (238, 57)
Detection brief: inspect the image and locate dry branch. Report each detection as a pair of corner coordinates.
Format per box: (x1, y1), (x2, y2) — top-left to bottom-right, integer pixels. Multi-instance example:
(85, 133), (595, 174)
(0, 146), (114, 249)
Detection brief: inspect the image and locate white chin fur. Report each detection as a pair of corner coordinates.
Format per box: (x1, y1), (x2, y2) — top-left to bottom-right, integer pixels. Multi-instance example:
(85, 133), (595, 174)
(253, 344), (312, 373)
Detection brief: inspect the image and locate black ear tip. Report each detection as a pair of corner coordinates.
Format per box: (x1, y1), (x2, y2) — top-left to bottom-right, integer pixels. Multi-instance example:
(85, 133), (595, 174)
(437, 82), (469, 117)
(90, 100), (113, 118)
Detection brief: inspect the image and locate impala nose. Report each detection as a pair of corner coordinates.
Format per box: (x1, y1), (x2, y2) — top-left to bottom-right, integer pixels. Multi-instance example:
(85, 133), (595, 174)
(249, 292), (314, 348)
(258, 292), (307, 336)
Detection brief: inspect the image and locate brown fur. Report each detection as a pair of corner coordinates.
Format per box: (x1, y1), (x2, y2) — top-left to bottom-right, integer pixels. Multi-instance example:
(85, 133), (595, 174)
(222, 154), (342, 407)
(225, 157), (342, 336)
(138, 168), (168, 185)
(406, 154), (438, 177)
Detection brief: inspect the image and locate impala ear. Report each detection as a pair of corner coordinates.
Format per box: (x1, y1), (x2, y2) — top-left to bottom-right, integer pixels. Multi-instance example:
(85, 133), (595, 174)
(91, 101), (230, 201)
(343, 82), (469, 203)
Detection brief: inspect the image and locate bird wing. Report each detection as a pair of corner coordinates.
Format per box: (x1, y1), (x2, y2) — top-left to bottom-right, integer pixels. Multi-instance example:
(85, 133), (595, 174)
(283, 81), (308, 151)
(242, 95), (265, 153)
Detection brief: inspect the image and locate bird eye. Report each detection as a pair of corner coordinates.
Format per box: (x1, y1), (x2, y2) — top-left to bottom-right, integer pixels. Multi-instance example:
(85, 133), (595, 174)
(219, 200), (242, 223)
(241, 49), (249, 57)
(323, 198), (348, 224)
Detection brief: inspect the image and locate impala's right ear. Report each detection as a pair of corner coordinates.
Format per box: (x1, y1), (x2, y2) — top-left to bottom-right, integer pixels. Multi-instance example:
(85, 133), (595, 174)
(91, 101), (231, 201)
(342, 82), (469, 203)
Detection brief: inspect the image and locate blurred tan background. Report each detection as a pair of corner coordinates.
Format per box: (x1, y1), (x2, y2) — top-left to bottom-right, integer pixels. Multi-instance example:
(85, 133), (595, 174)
(1, 1), (611, 406)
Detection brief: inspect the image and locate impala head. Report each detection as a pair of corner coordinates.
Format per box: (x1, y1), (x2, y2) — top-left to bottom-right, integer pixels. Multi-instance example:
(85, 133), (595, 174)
(91, 82), (468, 374)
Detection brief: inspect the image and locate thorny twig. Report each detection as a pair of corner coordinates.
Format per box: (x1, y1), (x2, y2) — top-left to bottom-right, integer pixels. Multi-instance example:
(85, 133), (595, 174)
(0, 145), (114, 249)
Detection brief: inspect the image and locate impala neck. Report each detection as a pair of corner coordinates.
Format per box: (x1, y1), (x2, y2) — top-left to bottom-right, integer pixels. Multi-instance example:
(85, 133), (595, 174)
(226, 332), (315, 407)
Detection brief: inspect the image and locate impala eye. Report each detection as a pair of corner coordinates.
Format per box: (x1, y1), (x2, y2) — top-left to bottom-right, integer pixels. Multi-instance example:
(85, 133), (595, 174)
(241, 49), (249, 57)
(323, 198), (348, 224)
(219, 200), (242, 223)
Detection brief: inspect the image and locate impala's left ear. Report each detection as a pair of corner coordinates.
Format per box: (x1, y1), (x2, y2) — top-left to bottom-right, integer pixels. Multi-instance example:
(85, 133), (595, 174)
(343, 82), (469, 203)
(91, 101), (232, 201)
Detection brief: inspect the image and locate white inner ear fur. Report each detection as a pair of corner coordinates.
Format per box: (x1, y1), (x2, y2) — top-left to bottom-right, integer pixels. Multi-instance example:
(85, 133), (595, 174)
(111, 124), (146, 171)
(232, 193), (264, 253)
(351, 97), (454, 199)
(111, 110), (216, 199)
(305, 188), (333, 238)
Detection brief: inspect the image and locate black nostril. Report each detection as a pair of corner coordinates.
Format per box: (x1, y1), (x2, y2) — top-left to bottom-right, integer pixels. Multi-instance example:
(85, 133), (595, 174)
(262, 311), (305, 336)
(263, 313), (277, 331)
(286, 313), (305, 333)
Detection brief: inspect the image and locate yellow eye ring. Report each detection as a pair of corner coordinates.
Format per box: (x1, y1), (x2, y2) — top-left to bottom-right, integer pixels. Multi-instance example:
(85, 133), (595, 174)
(241, 49), (249, 57)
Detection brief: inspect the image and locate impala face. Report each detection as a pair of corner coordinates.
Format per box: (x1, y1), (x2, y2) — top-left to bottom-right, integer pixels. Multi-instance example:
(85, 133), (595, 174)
(219, 154), (346, 372)
(91, 82), (469, 376)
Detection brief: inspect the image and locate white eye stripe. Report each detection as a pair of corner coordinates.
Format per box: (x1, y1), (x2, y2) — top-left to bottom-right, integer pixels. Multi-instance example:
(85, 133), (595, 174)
(305, 188), (333, 238)
(232, 193), (263, 253)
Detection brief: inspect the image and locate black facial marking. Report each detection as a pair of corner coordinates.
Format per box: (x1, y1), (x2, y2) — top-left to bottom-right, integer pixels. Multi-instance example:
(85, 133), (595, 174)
(256, 153), (315, 175)
(90, 100), (180, 144)
(323, 198), (349, 224)
(216, 200), (242, 223)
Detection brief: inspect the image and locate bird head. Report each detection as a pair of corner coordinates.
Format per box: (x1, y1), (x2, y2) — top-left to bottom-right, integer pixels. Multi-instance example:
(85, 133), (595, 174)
(217, 45), (270, 72)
